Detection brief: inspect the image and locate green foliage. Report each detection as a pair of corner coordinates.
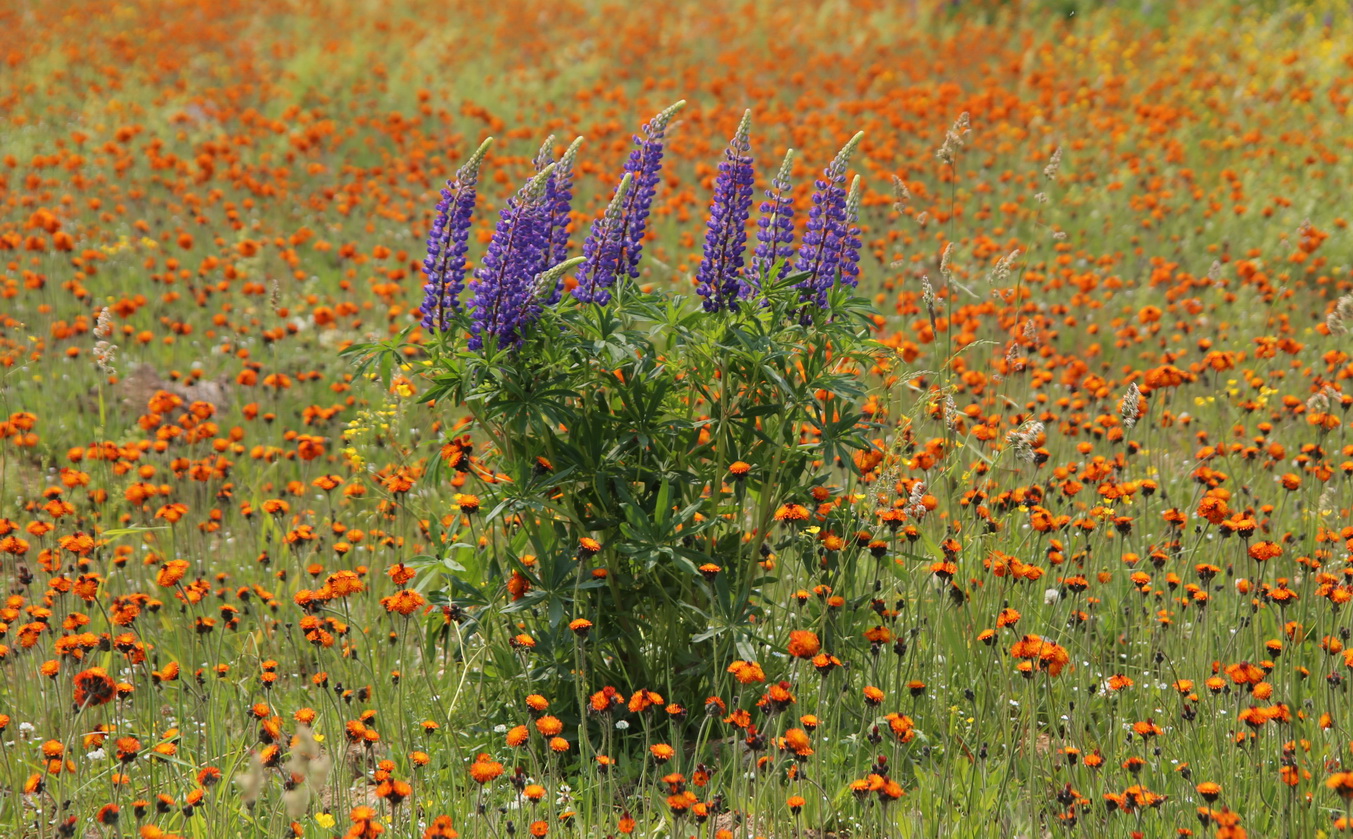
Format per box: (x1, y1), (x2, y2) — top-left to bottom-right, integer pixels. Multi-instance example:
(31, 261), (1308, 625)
(385, 271), (883, 700)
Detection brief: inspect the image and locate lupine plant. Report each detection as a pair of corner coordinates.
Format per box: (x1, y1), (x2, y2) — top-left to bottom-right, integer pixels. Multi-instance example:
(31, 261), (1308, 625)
(351, 105), (880, 703)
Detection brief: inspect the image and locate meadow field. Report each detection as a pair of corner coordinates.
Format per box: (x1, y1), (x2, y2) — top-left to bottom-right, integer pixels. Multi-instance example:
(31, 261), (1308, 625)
(3, 0), (1353, 837)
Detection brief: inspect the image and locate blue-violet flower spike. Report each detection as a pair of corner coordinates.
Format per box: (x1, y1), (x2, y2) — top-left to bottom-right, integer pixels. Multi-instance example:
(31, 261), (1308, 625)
(746, 148), (797, 296)
(614, 100), (684, 281)
(572, 173), (634, 305)
(539, 136), (583, 304)
(793, 131), (863, 310)
(839, 175), (863, 290)
(467, 164), (555, 352)
(696, 110), (755, 313)
(421, 137), (492, 332)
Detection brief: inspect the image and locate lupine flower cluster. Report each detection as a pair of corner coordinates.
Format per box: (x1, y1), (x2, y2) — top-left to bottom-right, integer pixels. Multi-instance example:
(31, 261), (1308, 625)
(467, 165), (555, 351)
(746, 149), (798, 293)
(695, 111), (755, 313)
(573, 101), (687, 304)
(419, 103), (868, 344)
(535, 136), (584, 305)
(794, 131), (863, 310)
(571, 174), (634, 307)
(422, 138), (492, 332)
(839, 175), (863, 289)
(612, 100), (686, 282)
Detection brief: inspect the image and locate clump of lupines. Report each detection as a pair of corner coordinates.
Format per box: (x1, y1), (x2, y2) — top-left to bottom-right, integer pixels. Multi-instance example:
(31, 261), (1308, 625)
(746, 148), (797, 295)
(467, 164), (556, 351)
(424, 107), (863, 347)
(794, 131), (864, 310)
(422, 138), (493, 332)
(696, 110), (756, 313)
(574, 101), (685, 303)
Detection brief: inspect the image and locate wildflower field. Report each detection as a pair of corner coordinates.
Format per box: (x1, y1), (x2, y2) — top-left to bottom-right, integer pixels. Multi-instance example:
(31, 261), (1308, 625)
(4, 0), (1353, 837)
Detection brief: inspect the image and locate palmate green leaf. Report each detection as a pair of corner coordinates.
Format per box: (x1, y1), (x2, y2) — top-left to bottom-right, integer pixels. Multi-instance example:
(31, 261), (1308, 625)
(689, 626), (722, 644)
(668, 546), (709, 576)
(436, 573), (491, 605)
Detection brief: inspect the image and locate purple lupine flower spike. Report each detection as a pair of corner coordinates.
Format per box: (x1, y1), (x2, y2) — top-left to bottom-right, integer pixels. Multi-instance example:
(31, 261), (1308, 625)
(793, 131), (863, 310)
(838, 175), (863, 289)
(573, 100), (681, 301)
(746, 148), (797, 296)
(612, 101), (684, 282)
(572, 173), (633, 305)
(467, 164), (556, 352)
(696, 111), (756, 313)
(538, 137), (584, 305)
(421, 137), (492, 332)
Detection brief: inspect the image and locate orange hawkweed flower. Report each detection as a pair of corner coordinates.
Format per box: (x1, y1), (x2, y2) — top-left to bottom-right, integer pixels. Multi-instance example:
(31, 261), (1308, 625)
(727, 660), (765, 684)
(774, 504), (810, 523)
(535, 716), (563, 737)
(469, 754), (503, 784)
(155, 560), (189, 588)
(1196, 782), (1221, 802)
(628, 689), (664, 713)
(781, 727), (813, 757)
(73, 667), (118, 708)
(507, 571), (530, 601)
(380, 590), (425, 615)
(114, 736), (141, 763)
(650, 743), (676, 762)
(1009, 634), (1070, 676)
(95, 804), (119, 825)
(1328, 772), (1353, 799)
(787, 630), (821, 659)
(884, 713), (916, 743)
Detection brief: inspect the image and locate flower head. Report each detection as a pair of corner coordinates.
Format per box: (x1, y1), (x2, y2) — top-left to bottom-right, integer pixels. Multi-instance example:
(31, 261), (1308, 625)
(423, 138), (492, 331)
(787, 630), (821, 659)
(74, 667), (118, 708)
(469, 754), (503, 784)
(573, 174), (633, 305)
(467, 164), (557, 351)
(793, 132), (863, 312)
(534, 135), (584, 304)
(574, 101), (684, 302)
(696, 111), (755, 312)
(747, 149), (798, 294)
